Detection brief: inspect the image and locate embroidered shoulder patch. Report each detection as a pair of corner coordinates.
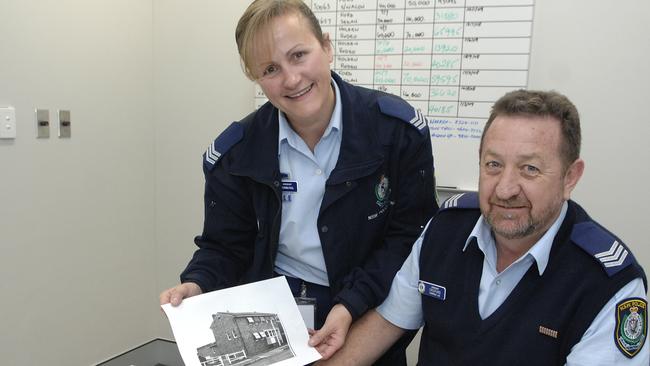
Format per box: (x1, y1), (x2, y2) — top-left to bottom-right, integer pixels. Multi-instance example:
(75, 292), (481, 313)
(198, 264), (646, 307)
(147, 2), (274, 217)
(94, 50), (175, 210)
(439, 192), (479, 211)
(203, 122), (244, 172)
(377, 96), (428, 135)
(615, 297), (647, 358)
(571, 221), (635, 277)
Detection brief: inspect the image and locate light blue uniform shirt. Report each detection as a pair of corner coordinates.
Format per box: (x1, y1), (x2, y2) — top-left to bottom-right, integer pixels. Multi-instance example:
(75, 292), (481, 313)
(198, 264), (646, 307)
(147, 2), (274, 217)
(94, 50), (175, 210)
(273, 79), (342, 286)
(377, 202), (648, 365)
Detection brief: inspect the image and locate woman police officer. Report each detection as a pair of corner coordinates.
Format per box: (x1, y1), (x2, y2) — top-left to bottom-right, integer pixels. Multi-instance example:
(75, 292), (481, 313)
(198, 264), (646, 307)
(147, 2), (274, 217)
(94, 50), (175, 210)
(159, 1), (438, 364)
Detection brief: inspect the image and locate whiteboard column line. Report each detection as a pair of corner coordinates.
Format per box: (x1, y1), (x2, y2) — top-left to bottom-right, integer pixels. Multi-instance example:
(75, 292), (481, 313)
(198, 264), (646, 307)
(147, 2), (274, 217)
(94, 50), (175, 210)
(456, 0), (468, 120)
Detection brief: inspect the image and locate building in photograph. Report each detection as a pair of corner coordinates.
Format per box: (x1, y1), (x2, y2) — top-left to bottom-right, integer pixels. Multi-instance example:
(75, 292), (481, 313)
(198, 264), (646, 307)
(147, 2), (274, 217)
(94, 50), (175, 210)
(197, 311), (292, 366)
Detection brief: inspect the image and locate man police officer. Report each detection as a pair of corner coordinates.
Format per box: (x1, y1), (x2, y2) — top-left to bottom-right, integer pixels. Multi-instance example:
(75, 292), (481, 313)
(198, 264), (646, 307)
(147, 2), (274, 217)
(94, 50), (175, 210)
(311, 90), (648, 365)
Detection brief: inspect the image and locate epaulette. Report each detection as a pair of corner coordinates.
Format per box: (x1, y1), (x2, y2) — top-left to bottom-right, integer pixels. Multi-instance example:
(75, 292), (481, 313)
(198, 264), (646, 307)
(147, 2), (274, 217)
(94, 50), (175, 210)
(439, 192), (479, 211)
(571, 221), (635, 277)
(203, 122), (244, 172)
(377, 96), (428, 135)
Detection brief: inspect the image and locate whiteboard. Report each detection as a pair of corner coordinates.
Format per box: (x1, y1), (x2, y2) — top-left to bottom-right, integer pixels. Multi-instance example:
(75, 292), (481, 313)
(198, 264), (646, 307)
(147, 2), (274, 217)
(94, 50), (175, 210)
(255, 0), (535, 190)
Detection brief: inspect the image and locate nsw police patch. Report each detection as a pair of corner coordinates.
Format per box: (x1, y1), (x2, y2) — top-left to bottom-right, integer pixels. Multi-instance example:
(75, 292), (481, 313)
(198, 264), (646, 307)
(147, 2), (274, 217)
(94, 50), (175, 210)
(615, 297), (647, 358)
(375, 174), (390, 207)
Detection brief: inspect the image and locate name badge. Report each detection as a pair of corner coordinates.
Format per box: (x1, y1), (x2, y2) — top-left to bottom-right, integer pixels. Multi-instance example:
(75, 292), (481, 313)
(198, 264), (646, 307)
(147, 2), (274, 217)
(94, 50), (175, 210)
(295, 298), (316, 329)
(418, 280), (446, 301)
(281, 181), (298, 192)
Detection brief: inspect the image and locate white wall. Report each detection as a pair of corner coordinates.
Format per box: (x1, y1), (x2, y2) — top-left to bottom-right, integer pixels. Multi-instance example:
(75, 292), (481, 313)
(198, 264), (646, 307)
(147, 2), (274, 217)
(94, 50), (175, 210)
(528, 0), (650, 269)
(152, 0), (252, 338)
(0, 1), (251, 363)
(0, 1), (156, 364)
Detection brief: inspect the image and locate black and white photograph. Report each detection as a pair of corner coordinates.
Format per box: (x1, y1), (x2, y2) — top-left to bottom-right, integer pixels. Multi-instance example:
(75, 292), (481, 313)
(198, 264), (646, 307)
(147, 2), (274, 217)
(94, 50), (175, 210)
(162, 277), (321, 366)
(196, 311), (293, 366)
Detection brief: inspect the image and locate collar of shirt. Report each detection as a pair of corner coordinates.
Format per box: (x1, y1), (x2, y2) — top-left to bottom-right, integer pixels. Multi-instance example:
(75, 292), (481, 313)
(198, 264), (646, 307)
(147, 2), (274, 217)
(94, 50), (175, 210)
(463, 201), (569, 275)
(277, 77), (342, 151)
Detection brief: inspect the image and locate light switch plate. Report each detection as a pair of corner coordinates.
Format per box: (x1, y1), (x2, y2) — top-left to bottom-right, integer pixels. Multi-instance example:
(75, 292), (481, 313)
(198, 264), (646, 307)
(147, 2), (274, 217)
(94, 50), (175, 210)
(0, 106), (17, 139)
(58, 109), (71, 138)
(36, 109), (50, 138)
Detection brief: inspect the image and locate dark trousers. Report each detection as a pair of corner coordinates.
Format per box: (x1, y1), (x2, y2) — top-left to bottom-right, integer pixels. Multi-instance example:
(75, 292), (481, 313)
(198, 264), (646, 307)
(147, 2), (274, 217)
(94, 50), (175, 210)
(283, 275), (414, 366)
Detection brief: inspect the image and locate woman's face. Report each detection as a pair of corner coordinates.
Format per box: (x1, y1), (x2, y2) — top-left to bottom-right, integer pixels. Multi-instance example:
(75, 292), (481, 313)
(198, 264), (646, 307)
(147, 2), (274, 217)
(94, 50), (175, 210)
(252, 13), (334, 127)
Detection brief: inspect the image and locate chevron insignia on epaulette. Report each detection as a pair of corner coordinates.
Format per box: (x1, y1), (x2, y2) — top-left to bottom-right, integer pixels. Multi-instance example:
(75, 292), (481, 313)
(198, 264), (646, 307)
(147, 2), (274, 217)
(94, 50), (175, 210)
(203, 122), (244, 171)
(571, 221), (634, 277)
(205, 141), (221, 165)
(440, 192), (479, 211)
(377, 96), (429, 134)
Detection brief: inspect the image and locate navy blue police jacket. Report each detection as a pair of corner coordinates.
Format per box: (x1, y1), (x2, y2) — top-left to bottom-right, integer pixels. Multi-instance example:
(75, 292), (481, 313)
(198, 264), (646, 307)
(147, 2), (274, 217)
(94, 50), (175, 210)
(417, 193), (647, 365)
(181, 72), (437, 321)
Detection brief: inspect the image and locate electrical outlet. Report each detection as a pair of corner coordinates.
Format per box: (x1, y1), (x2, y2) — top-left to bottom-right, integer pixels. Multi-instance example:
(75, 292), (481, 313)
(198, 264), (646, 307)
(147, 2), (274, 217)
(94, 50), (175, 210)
(0, 106), (17, 139)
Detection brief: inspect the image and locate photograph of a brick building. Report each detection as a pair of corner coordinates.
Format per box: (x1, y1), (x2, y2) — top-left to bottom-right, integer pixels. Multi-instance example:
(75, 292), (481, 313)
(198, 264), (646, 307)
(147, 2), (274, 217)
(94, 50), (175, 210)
(196, 311), (295, 366)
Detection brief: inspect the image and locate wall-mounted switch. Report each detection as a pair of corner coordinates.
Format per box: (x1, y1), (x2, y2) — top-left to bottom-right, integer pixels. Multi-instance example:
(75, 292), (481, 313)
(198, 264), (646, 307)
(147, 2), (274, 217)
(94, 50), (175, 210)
(58, 109), (71, 138)
(0, 106), (17, 139)
(36, 109), (50, 138)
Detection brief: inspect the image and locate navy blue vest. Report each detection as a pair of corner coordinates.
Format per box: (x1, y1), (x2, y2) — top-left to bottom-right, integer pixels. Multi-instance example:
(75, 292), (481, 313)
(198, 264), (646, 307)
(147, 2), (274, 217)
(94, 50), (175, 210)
(418, 193), (646, 365)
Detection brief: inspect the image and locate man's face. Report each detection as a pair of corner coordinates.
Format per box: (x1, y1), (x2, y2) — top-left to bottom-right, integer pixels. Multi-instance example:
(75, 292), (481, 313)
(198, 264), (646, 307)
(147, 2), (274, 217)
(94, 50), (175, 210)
(252, 13), (334, 127)
(478, 115), (583, 245)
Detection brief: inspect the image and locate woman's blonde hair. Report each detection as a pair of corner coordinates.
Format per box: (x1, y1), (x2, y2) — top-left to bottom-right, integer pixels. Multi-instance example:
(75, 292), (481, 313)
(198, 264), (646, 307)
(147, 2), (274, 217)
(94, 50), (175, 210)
(235, 0), (327, 80)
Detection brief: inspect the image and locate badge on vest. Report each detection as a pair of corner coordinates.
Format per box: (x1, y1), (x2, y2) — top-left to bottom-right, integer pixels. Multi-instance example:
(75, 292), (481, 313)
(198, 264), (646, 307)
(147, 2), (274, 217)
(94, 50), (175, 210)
(418, 280), (446, 301)
(615, 297), (647, 358)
